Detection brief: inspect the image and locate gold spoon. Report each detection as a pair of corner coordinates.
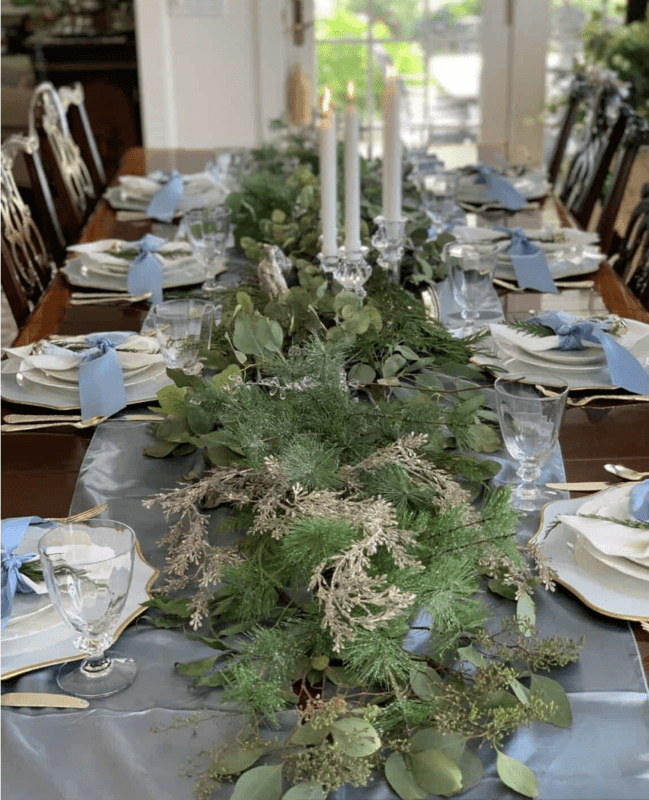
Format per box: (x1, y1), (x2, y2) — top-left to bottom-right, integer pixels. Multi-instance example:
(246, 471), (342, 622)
(603, 464), (649, 481)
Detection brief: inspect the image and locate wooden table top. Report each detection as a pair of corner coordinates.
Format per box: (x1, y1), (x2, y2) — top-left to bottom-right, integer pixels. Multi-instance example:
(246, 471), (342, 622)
(3, 146), (648, 668)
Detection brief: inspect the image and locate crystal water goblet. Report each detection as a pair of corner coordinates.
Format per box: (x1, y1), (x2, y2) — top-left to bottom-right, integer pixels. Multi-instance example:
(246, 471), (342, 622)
(444, 241), (500, 337)
(38, 519), (137, 698)
(494, 374), (569, 512)
(183, 205), (231, 292)
(150, 298), (215, 375)
(420, 172), (464, 238)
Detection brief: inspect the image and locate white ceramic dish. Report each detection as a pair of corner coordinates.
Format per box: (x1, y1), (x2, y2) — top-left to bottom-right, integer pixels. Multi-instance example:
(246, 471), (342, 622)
(41, 361), (153, 385)
(62, 256), (205, 292)
(1, 536), (159, 679)
(530, 492), (649, 622)
(455, 167), (549, 206)
(494, 249), (602, 281)
(1, 359), (172, 410)
(19, 360), (166, 393)
(494, 342), (607, 374)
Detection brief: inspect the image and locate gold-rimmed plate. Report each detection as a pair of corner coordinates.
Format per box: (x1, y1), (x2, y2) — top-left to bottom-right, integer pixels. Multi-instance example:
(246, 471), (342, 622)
(1, 536), (159, 680)
(529, 492), (649, 623)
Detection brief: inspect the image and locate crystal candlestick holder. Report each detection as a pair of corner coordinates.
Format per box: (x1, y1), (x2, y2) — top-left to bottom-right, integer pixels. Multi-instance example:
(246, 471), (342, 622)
(371, 216), (407, 284)
(333, 246), (372, 297)
(317, 251), (341, 278)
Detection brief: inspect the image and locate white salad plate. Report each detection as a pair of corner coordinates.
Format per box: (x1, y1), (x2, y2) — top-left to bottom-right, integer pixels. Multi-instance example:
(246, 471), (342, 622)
(103, 184), (225, 215)
(17, 360), (167, 394)
(455, 167), (549, 206)
(494, 247), (603, 281)
(62, 256), (205, 292)
(1, 533), (159, 679)
(530, 489), (649, 623)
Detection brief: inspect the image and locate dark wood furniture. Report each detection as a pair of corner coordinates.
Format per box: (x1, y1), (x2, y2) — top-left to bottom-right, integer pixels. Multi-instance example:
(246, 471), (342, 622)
(26, 30), (141, 183)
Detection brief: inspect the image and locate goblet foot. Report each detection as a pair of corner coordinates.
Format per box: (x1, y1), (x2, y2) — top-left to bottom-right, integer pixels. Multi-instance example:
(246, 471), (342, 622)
(57, 650), (137, 698)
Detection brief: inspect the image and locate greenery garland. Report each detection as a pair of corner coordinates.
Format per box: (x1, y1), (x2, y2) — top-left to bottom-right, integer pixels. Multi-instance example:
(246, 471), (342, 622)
(142, 139), (582, 799)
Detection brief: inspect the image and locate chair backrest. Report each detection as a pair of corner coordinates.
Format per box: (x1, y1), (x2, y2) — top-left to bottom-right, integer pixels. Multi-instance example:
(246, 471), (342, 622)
(28, 81), (96, 244)
(58, 82), (106, 197)
(546, 73), (592, 187)
(559, 79), (630, 229)
(596, 113), (649, 255)
(1, 136), (56, 329)
(608, 182), (649, 308)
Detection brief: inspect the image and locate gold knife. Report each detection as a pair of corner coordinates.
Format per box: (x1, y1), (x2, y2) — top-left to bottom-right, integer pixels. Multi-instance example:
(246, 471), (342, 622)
(546, 481), (612, 492)
(1, 692), (89, 709)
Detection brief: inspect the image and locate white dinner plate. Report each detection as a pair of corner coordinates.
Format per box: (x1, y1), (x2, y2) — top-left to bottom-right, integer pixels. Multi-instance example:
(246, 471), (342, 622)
(1, 536), (159, 679)
(494, 247), (603, 281)
(103, 184), (225, 215)
(18, 360), (167, 393)
(41, 361), (153, 385)
(1, 359), (173, 410)
(455, 167), (549, 206)
(494, 342), (607, 374)
(530, 492), (649, 623)
(62, 256), (206, 292)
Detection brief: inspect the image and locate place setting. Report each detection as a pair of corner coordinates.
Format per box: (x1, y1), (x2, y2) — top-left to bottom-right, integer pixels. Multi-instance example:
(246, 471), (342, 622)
(453, 163), (550, 212)
(1, 513), (158, 683)
(530, 479), (649, 624)
(103, 163), (227, 222)
(472, 309), (649, 395)
(1, 332), (173, 413)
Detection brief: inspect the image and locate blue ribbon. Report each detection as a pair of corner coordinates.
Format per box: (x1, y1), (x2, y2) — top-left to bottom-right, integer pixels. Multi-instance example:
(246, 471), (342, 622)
(494, 227), (557, 293)
(127, 233), (166, 304)
(43, 333), (131, 419)
(1, 516), (52, 630)
(146, 169), (184, 222)
(473, 165), (527, 211)
(529, 311), (649, 395)
(629, 480), (649, 523)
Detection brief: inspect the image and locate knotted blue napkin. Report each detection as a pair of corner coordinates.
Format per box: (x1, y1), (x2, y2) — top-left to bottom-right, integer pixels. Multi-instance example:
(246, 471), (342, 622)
(529, 311), (649, 395)
(146, 169), (183, 222)
(495, 227), (557, 293)
(473, 165), (527, 211)
(1, 516), (52, 630)
(127, 233), (166, 304)
(629, 480), (649, 522)
(43, 332), (131, 419)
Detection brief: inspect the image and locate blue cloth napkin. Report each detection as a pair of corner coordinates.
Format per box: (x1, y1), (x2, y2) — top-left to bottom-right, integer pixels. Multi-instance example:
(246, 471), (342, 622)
(529, 311), (649, 395)
(1, 516), (52, 630)
(629, 480), (649, 522)
(494, 227), (558, 293)
(43, 332), (131, 419)
(473, 165), (527, 211)
(127, 234), (166, 304)
(146, 170), (184, 223)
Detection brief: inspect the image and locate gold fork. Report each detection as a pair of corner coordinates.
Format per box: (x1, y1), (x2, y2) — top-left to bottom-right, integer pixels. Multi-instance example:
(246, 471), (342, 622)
(1, 415), (107, 432)
(49, 502), (109, 523)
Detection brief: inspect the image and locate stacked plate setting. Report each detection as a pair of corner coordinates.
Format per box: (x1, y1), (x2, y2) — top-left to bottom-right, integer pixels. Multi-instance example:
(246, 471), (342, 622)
(63, 239), (206, 292)
(104, 169), (226, 214)
(533, 483), (649, 623)
(1, 333), (172, 410)
(454, 166), (549, 208)
(453, 226), (604, 281)
(488, 319), (649, 390)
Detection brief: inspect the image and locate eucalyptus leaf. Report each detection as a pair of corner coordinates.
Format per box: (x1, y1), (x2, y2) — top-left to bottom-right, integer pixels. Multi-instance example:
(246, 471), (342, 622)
(466, 424), (501, 453)
(155, 384), (188, 415)
(290, 720), (330, 746)
(348, 363), (376, 384)
(383, 354), (408, 378)
(175, 654), (223, 676)
(530, 674), (572, 727)
(281, 782), (326, 800)
(214, 744), (268, 777)
(384, 752), (428, 800)
(510, 678), (530, 705)
(143, 440), (180, 458)
(516, 592), (536, 631)
(229, 764), (283, 800)
(496, 750), (539, 798)
(457, 645), (487, 668)
(410, 665), (443, 700)
(330, 718), (381, 757)
(410, 748), (463, 796)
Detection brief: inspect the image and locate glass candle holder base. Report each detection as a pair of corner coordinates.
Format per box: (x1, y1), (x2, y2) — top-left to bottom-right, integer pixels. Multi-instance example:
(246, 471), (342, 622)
(333, 246), (371, 296)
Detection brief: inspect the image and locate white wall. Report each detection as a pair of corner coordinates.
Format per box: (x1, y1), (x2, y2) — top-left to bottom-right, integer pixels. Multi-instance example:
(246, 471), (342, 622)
(135, 0), (297, 148)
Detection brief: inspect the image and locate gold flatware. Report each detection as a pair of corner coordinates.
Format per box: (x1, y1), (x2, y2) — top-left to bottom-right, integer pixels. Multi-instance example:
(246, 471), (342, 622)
(493, 278), (595, 293)
(603, 464), (649, 482)
(69, 293), (152, 306)
(49, 502), (109, 523)
(1, 692), (89, 709)
(546, 481), (612, 492)
(2, 414), (162, 431)
(2, 416), (107, 432)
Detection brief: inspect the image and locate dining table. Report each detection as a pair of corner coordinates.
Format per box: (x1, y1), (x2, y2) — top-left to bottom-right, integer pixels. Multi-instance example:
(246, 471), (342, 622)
(2, 147), (649, 800)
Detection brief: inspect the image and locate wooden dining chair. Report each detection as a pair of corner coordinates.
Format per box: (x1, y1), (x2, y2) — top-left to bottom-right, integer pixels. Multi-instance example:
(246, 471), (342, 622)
(596, 113), (649, 255)
(559, 81), (630, 230)
(608, 182), (649, 308)
(58, 82), (106, 199)
(1, 136), (57, 329)
(546, 73), (592, 188)
(28, 81), (97, 245)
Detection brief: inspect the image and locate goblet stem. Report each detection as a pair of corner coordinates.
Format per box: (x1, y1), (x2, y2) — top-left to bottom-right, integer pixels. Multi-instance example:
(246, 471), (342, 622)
(512, 461), (543, 511)
(202, 254), (224, 292)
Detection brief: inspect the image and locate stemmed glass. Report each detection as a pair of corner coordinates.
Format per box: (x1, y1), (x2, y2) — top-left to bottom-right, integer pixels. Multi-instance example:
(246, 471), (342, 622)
(150, 298), (215, 375)
(420, 172), (464, 239)
(183, 205), (231, 292)
(444, 241), (500, 337)
(38, 519), (137, 698)
(494, 374), (569, 512)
